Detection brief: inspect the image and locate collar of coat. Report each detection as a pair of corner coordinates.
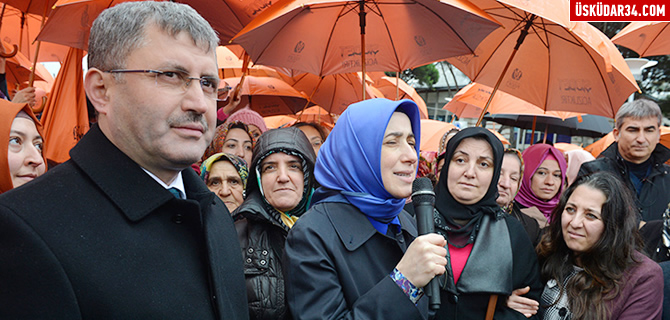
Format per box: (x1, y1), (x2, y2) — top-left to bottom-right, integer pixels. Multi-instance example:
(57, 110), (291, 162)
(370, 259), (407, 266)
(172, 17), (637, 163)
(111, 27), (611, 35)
(601, 141), (670, 169)
(69, 125), (215, 222)
(319, 201), (419, 252)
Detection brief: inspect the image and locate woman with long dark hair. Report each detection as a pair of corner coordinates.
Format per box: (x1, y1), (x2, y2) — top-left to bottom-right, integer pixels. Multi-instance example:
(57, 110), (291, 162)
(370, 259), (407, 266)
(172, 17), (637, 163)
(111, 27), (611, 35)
(538, 172), (663, 319)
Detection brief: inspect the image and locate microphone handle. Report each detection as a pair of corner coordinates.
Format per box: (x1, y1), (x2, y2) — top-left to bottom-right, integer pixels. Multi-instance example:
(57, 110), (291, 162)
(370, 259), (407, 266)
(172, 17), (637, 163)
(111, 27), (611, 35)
(414, 203), (441, 310)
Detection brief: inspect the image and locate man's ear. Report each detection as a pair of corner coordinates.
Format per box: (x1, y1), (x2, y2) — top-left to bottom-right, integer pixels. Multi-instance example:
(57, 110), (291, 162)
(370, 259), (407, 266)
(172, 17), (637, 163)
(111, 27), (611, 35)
(84, 68), (111, 116)
(613, 127), (619, 142)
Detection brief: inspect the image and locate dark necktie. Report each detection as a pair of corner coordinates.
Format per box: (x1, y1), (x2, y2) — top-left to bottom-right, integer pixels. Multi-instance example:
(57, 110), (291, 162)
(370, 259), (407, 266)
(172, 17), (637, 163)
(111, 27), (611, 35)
(168, 187), (183, 199)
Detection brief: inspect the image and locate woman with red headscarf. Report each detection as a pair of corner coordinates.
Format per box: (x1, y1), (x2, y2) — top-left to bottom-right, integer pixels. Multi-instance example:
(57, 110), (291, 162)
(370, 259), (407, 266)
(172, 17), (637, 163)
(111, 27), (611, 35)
(515, 144), (567, 228)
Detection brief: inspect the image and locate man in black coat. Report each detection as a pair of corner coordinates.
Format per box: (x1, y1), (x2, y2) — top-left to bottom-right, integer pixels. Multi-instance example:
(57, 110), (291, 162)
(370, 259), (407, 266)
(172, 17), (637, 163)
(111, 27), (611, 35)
(579, 99), (670, 262)
(0, 2), (248, 319)
(579, 99), (670, 222)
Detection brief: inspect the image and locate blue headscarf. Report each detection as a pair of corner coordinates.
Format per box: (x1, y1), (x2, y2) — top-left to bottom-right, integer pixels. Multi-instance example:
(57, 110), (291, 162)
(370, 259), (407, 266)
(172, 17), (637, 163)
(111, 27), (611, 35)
(313, 98), (421, 232)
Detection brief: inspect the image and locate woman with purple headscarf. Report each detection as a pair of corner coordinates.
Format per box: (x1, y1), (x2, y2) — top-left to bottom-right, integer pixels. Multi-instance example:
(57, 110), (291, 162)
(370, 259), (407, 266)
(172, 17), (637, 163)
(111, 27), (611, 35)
(515, 144), (567, 228)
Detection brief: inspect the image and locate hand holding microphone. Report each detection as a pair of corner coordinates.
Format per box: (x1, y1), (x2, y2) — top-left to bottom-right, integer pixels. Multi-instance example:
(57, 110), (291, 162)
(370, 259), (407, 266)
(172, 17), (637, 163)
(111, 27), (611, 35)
(395, 177), (445, 310)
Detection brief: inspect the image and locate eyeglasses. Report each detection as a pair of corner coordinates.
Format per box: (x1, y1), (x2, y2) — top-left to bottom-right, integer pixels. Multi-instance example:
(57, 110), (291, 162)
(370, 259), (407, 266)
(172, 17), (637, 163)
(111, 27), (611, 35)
(106, 69), (220, 100)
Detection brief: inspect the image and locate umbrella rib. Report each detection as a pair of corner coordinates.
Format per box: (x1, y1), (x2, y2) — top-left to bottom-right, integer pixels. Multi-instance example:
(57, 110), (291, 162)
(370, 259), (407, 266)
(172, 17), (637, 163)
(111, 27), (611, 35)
(249, 9), (313, 74)
(411, 0), (486, 55)
(468, 20), (525, 82)
(318, 4), (356, 76)
(564, 24), (617, 116)
(370, 1), (402, 71)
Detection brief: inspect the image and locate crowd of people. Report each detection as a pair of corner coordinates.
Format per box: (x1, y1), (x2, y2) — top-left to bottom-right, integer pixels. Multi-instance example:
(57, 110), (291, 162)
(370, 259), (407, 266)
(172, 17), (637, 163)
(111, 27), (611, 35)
(0, 2), (668, 319)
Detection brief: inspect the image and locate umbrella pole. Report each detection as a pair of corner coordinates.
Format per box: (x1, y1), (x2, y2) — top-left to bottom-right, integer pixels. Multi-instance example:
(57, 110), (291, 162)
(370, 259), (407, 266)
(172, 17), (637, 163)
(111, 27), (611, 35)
(29, 4), (50, 88)
(227, 52), (252, 115)
(396, 71), (400, 100)
(530, 116), (537, 145)
(543, 125), (548, 144)
(475, 15), (537, 126)
(359, 0), (367, 100)
(298, 76), (324, 120)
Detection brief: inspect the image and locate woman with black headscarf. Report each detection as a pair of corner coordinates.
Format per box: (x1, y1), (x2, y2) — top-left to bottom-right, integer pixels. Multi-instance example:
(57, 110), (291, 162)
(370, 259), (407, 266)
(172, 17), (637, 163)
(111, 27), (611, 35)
(283, 99), (447, 319)
(433, 127), (542, 320)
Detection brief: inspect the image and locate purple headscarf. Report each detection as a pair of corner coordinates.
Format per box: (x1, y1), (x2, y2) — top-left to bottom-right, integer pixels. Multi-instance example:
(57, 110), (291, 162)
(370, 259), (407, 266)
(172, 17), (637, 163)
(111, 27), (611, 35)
(515, 144), (567, 221)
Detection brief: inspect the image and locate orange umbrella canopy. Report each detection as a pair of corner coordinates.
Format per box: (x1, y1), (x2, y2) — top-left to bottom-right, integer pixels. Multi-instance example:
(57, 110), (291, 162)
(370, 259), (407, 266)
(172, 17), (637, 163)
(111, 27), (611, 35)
(217, 46), (283, 79)
(447, 0), (638, 119)
(295, 105), (334, 124)
(445, 82), (581, 119)
(231, 0), (500, 76)
(420, 119), (457, 152)
(36, 0), (275, 50)
(0, 5), (69, 62)
(1, 41), (52, 87)
(264, 115), (297, 129)
(279, 72), (382, 115)
(420, 119), (509, 152)
(223, 76), (314, 117)
(1, 0), (57, 16)
(374, 76), (429, 119)
(611, 22), (670, 57)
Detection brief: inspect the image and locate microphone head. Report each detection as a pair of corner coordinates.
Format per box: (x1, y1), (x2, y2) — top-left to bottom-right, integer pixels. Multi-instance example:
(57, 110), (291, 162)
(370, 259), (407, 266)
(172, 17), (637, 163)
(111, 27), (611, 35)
(411, 177), (435, 205)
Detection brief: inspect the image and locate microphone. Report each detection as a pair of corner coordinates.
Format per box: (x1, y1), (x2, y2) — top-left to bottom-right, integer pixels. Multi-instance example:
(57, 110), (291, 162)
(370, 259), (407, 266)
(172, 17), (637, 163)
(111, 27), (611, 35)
(411, 177), (440, 311)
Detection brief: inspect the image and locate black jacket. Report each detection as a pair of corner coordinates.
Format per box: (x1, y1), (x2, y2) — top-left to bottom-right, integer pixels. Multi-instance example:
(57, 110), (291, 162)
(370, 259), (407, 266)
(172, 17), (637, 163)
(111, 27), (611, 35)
(234, 127), (316, 320)
(509, 201), (543, 248)
(235, 192), (291, 320)
(578, 142), (670, 221)
(283, 200), (430, 320)
(0, 125), (248, 319)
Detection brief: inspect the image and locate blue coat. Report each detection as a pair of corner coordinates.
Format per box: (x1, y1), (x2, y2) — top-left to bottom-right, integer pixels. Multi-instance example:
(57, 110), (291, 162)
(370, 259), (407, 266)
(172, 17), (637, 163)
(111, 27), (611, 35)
(0, 125), (248, 319)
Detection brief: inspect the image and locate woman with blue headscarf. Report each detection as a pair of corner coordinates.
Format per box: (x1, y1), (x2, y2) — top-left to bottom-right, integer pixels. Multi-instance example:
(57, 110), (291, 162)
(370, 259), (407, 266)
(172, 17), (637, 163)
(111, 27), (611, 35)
(283, 99), (448, 319)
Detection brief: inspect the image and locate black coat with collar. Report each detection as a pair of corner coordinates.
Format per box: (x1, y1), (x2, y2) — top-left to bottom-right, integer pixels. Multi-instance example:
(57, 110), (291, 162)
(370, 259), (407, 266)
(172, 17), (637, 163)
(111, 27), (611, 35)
(0, 125), (248, 319)
(282, 200), (430, 320)
(578, 142), (670, 221)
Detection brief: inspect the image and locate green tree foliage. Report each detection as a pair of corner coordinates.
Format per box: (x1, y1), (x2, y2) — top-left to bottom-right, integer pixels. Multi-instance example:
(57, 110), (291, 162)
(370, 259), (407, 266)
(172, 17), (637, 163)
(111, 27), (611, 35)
(387, 64), (440, 89)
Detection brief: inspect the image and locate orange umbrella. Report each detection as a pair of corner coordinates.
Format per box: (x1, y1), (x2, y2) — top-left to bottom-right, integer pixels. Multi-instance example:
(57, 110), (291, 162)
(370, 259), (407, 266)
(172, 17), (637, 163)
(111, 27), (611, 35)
(1, 40), (52, 86)
(217, 46), (283, 79)
(447, 0), (638, 124)
(264, 115), (297, 129)
(295, 105), (334, 124)
(36, 0), (276, 50)
(420, 119), (509, 152)
(231, 0), (500, 96)
(374, 76), (429, 119)
(0, 0), (57, 16)
(445, 82), (581, 119)
(279, 71), (382, 115)
(585, 127), (670, 159)
(611, 22), (670, 57)
(35, 0), (148, 51)
(0, 5), (69, 62)
(223, 75), (314, 117)
(420, 119), (458, 152)
(39, 47), (89, 164)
